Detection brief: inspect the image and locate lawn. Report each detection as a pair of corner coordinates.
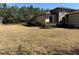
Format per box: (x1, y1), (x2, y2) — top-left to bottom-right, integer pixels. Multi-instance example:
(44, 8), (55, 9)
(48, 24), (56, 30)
(0, 24), (79, 55)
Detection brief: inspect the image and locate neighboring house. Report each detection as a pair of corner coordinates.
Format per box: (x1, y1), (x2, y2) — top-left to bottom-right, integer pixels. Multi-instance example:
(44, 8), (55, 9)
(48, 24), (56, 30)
(30, 7), (76, 26)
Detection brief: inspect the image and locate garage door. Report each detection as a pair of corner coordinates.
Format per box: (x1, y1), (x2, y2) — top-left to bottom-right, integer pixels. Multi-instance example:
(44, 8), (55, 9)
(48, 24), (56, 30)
(68, 13), (79, 25)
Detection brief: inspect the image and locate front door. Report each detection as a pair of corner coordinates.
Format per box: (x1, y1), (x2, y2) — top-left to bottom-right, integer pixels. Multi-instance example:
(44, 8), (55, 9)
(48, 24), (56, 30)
(49, 15), (53, 23)
(49, 15), (56, 24)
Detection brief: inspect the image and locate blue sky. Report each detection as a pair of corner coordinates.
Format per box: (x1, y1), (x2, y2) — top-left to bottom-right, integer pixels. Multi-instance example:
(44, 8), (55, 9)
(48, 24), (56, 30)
(7, 3), (79, 9)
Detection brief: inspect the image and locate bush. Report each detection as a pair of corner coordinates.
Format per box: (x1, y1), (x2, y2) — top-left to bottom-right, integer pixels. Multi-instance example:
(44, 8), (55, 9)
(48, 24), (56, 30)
(2, 17), (15, 24)
(27, 19), (42, 26)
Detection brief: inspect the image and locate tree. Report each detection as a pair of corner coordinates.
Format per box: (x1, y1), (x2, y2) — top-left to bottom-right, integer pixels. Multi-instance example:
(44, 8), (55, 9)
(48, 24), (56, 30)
(2, 3), (7, 9)
(0, 4), (47, 24)
(0, 3), (7, 9)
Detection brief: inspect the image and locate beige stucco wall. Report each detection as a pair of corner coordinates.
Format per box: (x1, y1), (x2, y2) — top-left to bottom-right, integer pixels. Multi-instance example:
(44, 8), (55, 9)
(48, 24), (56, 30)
(68, 13), (79, 25)
(35, 15), (48, 25)
(35, 14), (57, 25)
(59, 12), (68, 22)
(35, 12), (69, 26)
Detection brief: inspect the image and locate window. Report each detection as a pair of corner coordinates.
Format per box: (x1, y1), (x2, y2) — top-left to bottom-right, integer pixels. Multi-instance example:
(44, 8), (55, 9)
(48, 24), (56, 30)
(49, 16), (53, 23)
(49, 15), (54, 23)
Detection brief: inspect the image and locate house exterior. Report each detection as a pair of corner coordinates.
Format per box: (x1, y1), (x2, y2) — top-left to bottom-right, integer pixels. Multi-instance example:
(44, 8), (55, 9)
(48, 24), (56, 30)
(34, 11), (57, 26)
(49, 7), (75, 26)
(66, 11), (79, 26)
(32, 7), (76, 26)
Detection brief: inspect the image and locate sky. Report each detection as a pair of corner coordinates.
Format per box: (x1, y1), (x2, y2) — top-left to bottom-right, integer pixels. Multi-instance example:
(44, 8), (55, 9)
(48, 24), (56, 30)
(7, 3), (79, 9)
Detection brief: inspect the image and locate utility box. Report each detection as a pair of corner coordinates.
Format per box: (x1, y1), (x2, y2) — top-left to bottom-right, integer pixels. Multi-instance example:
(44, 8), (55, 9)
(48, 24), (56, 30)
(0, 17), (3, 24)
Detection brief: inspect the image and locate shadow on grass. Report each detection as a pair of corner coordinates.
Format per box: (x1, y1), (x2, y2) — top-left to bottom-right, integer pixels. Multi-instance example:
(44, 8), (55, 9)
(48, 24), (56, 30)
(15, 45), (31, 55)
(22, 23), (41, 28)
(57, 25), (79, 30)
(22, 23), (79, 30)
(15, 45), (79, 55)
(15, 47), (79, 55)
(0, 46), (79, 55)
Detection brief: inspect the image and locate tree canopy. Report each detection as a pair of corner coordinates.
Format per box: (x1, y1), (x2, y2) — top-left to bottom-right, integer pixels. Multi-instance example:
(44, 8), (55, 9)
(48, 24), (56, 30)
(0, 3), (48, 24)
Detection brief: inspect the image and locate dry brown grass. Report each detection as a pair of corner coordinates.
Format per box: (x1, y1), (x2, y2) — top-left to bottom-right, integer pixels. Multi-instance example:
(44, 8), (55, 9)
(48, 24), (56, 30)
(0, 24), (79, 54)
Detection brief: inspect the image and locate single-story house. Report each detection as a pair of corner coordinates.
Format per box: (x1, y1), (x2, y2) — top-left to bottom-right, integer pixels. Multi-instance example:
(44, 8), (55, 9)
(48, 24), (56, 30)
(29, 7), (76, 26)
